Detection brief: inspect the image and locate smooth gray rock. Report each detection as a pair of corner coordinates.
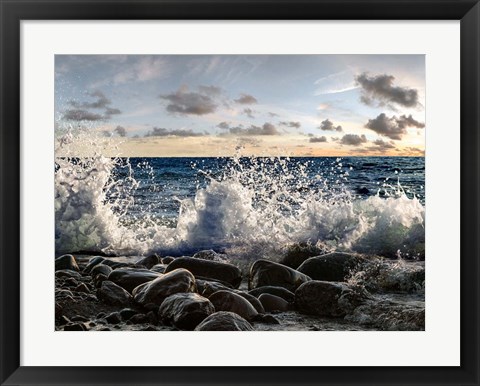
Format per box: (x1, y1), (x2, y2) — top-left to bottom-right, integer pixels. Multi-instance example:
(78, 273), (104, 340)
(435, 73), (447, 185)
(108, 268), (161, 293)
(249, 259), (311, 292)
(258, 293), (290, 312)
(55, 269), (82, 279)
(248, 286), (295, 303)
(165, 257), (242, 288)
(296, 252), (364, 282)
(196, 279), (233, 298)
(97, 281), (132, 306)
(195, 311), (254, 331)
(55, 254), (79, 271)
(209, 290), (258, 321)
(133, 268), (196, 307)
(193, 249), (228, 261)
(136, 255), (160, 269)
(295, 280), (367, 317)
(90, 264), (113, 279)
(159, 292), (214, 330)
(280, 243), (328, 269)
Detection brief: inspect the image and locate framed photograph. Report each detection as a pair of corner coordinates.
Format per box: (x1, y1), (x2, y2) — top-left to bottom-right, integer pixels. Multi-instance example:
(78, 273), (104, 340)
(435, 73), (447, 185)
(1, 0), (479, 385)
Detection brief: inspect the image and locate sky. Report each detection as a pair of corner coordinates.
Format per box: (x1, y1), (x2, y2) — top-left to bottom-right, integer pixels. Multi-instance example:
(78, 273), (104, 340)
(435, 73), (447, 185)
(55, 55), (425, 157)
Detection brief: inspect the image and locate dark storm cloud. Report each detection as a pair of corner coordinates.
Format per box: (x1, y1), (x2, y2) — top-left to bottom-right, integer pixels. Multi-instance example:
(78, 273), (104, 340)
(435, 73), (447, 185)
(144, 127), (205, 137)
(279, 121), (301, 129)
(228, 122), (279, 136)
(309, 136), (328, 143)
(242, 108), (255, 118)
(217, 121), (231, 130)
(369, 139), (395, 150)
(340, 134), (367, 146)
(114, 126), (127, 137)
(64, 90), (122, 121)
(63, 109), (106, 121)
(364, 113), (425, 140)
(234, 93), (258, 105)
(319, 119), (342, 132)
(355, 73), (420, 108)
(160, 86), (218, 115)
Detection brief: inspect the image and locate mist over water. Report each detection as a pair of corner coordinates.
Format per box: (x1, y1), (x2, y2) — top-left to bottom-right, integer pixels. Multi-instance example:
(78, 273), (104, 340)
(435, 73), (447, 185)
(55, 144), (425, 260)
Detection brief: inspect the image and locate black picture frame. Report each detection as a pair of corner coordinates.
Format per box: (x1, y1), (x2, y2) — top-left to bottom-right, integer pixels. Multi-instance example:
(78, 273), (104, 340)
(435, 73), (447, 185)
(1, 1), (479, 385)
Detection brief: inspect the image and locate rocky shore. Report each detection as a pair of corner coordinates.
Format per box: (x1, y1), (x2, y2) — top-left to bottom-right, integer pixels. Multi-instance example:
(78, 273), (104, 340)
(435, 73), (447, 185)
(55, 247), (425, 331)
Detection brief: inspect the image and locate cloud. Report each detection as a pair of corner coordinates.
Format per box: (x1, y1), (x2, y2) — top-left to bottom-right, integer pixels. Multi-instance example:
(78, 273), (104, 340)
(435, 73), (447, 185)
(114, 126), (127, 137)
(404, 146), (425, 156)
(242, 108), (255, 118)
(309, 136), (328, 143)
(63, 109), (106, 121)
(217, 121), (231, 130)
(160, 86), (218, 115)
(198, 85), (223, 96)
(340, 134), (367, 146)
(234, 93), (258, 104)
(279, 121), (301, 129)
(365, 139), (396, 152)
(364, 113), (425, 140)
(228, 122), (279, 136)
(64, 90), (122, 121)
(319, 119), (342, 132)
(355, 73), (419, 108)
(144, 127), (205, 137)
(113, 56), (170, 84)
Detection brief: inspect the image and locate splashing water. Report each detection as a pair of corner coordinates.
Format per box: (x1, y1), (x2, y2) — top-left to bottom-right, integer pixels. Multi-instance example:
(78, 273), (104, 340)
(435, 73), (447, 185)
(55, 132), (425, 259)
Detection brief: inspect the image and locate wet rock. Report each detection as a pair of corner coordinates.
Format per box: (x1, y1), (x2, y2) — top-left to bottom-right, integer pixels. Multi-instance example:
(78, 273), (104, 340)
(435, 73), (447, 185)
(70, 315), (89, 322)
(74, 283), (90, 293)
(105, 312), (122, 324)
(90, 264), (113, 279)
(193, 249), (227, 261)
(295, 280), (367, 317)
(119, 308), (138, 321)
(296, 252), (364, 282)
(161, 256), (175, 265)
(146, 311), (158, 325)
(280, 243), (328, 269)
(129, 314), (148, 324)
(248, 286), (295, 303)
(63, 277), (79, 287)
(159, 293), (215, 330)
(108, 268), (161, 293)
(196, 279), (233, 297)
(55, 269), (82, 279)
(64, 323), (86, 331)
(258, 293), (290, 312)
(234, 291), (265, 314)
(97, 281), (132, 306)
(133, 268), (196, 307)
(58, 315), (71, 325)
(249, 259), (311, 292)
(55, 254), (79, 271)
(136, 255), (160, 269)
(209, 290), (258, 321)
(94, 273), (108, 288)
(165, 257), (242, 288)
(84, 256), (105, 273)
(150, 264), (167, 274)
(195, 311), (254, 331)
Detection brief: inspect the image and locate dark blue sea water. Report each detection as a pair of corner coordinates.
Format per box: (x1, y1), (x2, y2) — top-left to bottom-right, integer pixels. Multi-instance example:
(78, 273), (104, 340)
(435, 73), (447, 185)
(112, 157), (425, 226)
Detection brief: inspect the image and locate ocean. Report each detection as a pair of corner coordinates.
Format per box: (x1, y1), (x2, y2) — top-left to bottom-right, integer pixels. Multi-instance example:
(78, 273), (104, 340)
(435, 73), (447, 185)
(55, 156), (425, 260)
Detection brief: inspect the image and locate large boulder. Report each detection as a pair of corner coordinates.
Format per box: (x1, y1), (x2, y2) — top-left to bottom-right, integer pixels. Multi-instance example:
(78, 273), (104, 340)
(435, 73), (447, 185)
(233, 291), (265, 314)
(296, 252), (364, 282)
(295, 280), (367, 317)
(249, 259), (311, 292)
(208, 290), (258, 321)
(280, 243), (328, 269)
(55, 254), (79, 271)
(108, 268), (161, 293)
(135, 255), (160, 269)
(165, 257), (242, 288)
(97, 281), (132, 306)
(248, 286), (295, 303)
(193, 249), (228, 261)
(90, 264), (113, 279)
(258, 293), (290, 312)
(194, 311), (254, 331)
(196, 279), (233, 298)
(84, 256), (105, 273)
(133, 268), (196, 307)
(159, 293), (214, 330)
